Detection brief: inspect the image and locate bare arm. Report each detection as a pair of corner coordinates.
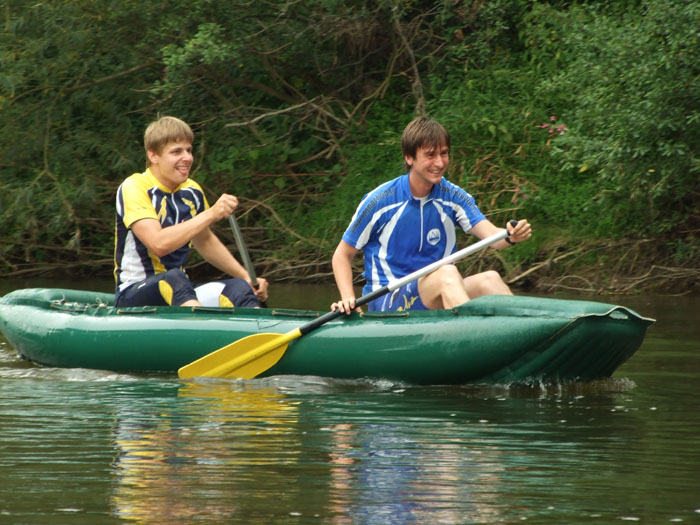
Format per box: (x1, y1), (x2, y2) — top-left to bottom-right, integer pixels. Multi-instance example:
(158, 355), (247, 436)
(130, 193), (238, 257)
(192, 228), (249, 280)
(192, 228), (269, 301)
(130, 192), (269, 301)
(331, 239), (360, 313)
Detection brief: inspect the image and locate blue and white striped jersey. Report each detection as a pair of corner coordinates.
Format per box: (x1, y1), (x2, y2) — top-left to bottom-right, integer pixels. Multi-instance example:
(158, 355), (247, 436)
(342, 174), (486, 296)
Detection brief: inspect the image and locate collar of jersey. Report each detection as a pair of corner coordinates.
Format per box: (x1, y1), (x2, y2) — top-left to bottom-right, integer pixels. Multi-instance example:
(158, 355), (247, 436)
(401, 172), (442, 202)
(143, 167), (187, 193)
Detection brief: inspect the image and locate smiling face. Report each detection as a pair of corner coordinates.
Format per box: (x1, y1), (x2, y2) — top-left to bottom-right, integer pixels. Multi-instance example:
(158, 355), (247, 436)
(147, 140), (194, 191)
(405, 143), (450, 198)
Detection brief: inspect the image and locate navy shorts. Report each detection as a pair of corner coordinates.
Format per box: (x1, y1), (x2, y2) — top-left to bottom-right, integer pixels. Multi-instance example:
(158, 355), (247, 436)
(368, 281), (427, 312)
(116, 269), (259, 308)
(194, 279), (260, 308)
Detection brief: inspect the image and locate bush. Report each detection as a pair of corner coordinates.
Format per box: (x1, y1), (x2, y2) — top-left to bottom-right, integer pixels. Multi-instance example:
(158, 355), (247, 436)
(526, 1), (700, 240)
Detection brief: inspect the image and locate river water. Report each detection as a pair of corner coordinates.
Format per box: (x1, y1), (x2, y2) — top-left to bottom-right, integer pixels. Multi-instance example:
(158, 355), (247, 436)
(0, 280), (698, 524)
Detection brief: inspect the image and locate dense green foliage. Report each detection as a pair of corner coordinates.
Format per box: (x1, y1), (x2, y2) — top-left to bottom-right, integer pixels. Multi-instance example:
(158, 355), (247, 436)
(1, 0), (698, 291)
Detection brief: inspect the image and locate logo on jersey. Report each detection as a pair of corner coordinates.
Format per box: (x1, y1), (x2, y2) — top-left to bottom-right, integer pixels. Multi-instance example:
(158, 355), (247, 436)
(157, 197), (168, 224)
(182, 197), (197, 217)
(427, 228), (441, 246)
(397, 295), (418, 311)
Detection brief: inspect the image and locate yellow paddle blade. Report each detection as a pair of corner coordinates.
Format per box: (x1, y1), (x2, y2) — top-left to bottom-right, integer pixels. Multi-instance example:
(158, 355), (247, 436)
(178, 330), (301, 380)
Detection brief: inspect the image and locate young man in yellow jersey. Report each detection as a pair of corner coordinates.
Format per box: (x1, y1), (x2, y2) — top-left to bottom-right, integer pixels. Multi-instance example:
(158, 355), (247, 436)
(114, 116), (268, 307)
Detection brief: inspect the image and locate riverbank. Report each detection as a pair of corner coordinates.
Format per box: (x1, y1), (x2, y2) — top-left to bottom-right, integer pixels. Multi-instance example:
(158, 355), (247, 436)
(4, 237), (697, 297)
(504, 238), (700, 296)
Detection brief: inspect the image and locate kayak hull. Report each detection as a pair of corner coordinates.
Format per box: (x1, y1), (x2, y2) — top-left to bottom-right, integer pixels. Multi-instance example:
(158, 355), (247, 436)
(0, 288), (654, 384)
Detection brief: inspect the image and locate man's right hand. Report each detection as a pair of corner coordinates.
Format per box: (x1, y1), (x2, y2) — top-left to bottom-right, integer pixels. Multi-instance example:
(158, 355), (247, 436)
(331, 296), (360, 315)
(210, 193), (239, 221)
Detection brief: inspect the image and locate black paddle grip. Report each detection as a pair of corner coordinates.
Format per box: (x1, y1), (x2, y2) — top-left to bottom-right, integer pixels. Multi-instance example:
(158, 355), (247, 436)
(298, 285), (389, 336)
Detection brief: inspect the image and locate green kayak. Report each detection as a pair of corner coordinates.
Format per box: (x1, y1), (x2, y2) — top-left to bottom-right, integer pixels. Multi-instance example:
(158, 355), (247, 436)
(0, 288), (654, 384)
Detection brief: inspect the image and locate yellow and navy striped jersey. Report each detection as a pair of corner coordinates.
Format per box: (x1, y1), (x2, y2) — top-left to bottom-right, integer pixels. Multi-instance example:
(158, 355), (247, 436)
(114, 169), (209, 294)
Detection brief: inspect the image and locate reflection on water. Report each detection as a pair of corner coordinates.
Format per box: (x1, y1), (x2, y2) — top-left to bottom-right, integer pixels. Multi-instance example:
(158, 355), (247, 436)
(0, 358), (698, 523)
(111, 381), (301, 523)
(322, 415), (507, 524)
(1, 282), (699, 523)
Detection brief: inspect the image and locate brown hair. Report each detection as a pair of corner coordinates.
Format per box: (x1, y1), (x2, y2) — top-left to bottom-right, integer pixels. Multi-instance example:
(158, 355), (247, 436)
(144, 116), (194, 166)
(401, 117), (450, 171)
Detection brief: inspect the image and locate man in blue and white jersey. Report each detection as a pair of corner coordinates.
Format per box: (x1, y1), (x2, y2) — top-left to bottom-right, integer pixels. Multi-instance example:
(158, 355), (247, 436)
(331, 117), (532, 313)
(114, 116), (269, 308)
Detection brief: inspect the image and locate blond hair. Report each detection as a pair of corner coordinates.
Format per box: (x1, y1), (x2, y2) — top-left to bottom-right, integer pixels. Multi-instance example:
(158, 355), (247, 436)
(401, 117), (450, 171)
(144, 116), (194, 166)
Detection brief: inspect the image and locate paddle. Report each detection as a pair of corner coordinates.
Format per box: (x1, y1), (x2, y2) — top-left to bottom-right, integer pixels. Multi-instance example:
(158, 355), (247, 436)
(229, 214), (259, 288)
(228, 214), (266, 307)
(178, 221), (516, 380)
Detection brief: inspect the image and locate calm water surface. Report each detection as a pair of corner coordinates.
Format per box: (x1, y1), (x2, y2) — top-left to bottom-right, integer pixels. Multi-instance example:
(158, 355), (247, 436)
(1, 280), (698, 524)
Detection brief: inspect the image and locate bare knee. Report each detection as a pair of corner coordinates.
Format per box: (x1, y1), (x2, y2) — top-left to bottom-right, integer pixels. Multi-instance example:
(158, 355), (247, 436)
(483, 270), (505, 287)
(464, 270), (512, 298)
(434, 264), (463, 287)
(484, 270), (511, 295)
(418, 265), (469, 309)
